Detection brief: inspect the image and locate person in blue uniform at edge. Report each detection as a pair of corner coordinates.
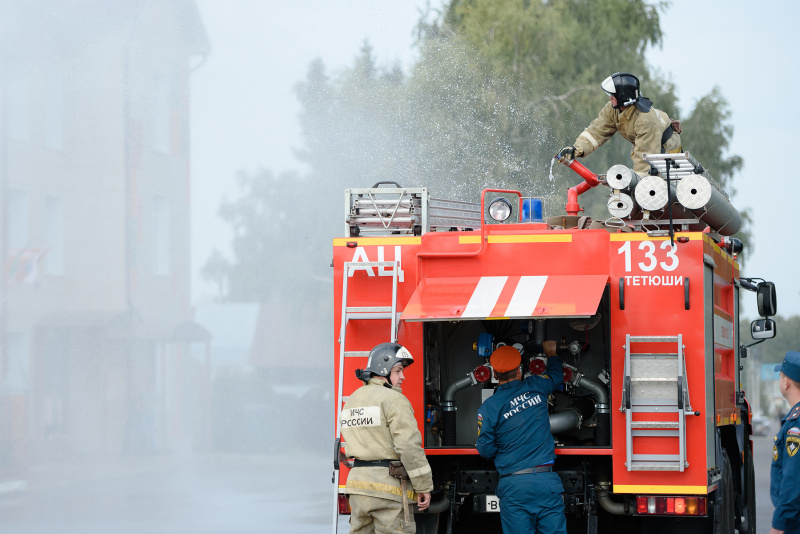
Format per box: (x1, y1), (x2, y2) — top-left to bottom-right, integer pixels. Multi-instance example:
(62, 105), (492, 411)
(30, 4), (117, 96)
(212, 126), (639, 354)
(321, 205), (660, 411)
(771, 351), (800, 534)
(476, 341), (567, 534)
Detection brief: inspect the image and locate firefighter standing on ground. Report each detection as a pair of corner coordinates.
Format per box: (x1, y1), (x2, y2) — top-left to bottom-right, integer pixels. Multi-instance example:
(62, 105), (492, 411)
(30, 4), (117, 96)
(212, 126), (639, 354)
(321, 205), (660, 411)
(476, 342), (567, 534)
(559, 72), (682, 177)
(770, 351), (800, 534)
(340, 342), (433, 533)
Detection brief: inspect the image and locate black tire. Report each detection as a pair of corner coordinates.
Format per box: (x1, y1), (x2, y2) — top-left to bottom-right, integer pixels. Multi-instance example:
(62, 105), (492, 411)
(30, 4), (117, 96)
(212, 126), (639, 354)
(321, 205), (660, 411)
(713, 449), (735, 534)
(414, 512), (440, 534)
(739, 440), (757, 534)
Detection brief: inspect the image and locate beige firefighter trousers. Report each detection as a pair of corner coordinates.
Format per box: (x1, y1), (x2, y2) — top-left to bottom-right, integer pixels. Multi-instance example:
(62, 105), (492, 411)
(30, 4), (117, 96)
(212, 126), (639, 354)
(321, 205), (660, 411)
(348, 494), (416, 533)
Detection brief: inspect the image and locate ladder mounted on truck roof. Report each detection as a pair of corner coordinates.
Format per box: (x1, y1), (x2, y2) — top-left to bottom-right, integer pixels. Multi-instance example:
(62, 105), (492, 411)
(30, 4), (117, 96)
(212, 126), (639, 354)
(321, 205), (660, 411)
(345, 183), (481, 237)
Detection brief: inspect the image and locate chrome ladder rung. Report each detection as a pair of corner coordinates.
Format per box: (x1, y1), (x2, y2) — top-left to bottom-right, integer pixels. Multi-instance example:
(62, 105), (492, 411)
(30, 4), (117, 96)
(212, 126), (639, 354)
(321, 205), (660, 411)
(344, 351), (370, 358)
(628, 336), (679, 343)
(630, 377), (678, 382)
(631, 421), (679, 429)
(346, 306), (393, 313)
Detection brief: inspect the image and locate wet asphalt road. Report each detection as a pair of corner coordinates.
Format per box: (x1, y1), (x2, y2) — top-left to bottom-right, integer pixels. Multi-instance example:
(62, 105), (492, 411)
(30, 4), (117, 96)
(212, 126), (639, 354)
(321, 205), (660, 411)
(0, 452), (332, 534)
(0, 432), (782, 533)
(753, 432), (779, 534)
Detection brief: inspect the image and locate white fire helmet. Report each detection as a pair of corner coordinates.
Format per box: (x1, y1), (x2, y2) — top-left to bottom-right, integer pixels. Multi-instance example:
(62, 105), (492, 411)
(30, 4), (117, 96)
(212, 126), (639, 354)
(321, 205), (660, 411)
(356, 342), (414, 383)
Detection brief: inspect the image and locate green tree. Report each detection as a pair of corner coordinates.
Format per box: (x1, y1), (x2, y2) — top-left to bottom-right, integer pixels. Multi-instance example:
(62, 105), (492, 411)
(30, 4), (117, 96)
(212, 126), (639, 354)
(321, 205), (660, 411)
(201, 169), (330, 312)
(208, 0), (750, 316)
(292, 0), (745, 231)
(680, 87), (751, 252)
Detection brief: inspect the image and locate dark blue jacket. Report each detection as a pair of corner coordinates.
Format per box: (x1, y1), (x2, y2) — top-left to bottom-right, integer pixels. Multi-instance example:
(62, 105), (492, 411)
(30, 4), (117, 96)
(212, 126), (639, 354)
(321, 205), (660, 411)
(476, 356), (563, 475)
(771, 400), (800, 532)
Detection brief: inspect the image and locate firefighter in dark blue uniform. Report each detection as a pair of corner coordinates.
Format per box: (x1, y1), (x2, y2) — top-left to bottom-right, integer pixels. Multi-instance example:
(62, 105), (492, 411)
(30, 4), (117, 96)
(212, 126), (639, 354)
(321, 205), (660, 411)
(771, 351), (800, 534)
(476, 342), (566, 534)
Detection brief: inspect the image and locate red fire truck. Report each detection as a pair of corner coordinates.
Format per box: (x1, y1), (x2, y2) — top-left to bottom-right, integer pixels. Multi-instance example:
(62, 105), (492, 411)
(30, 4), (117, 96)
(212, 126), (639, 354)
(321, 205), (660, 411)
(332, 153), (777, 534)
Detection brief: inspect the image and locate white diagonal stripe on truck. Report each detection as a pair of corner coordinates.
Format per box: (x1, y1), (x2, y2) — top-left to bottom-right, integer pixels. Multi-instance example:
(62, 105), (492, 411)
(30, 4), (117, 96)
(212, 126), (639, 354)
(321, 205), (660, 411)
(504, 276), (548, 317)
(462, 276), (507, 318)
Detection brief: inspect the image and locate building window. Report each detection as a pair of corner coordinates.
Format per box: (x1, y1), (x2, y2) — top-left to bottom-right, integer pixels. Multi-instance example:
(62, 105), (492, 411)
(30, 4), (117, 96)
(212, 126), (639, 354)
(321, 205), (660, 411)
(151, 196), (170, 276)
(44, 66), (64, 151)
(1, 333), (30, 393)
(44, 196), (65, 276)
(6, 62), (30, 142)
(7, 188), (29, 250)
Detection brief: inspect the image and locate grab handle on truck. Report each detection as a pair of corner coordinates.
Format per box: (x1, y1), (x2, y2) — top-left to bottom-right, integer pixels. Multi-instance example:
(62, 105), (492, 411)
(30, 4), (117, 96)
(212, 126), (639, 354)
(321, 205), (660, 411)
(623, 376), (631, 410)
(333, 438), (341, 470)
(684, 277), (690, 310)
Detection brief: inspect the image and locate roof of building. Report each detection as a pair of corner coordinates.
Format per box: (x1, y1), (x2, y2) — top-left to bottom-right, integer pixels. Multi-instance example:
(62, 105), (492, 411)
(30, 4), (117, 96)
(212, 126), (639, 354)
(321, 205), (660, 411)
(0, 0), (210, 61)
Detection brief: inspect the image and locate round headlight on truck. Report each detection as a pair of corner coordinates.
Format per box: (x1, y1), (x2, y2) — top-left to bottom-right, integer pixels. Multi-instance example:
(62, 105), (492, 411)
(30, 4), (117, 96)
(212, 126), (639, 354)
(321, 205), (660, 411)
(488, 197), (513, 222)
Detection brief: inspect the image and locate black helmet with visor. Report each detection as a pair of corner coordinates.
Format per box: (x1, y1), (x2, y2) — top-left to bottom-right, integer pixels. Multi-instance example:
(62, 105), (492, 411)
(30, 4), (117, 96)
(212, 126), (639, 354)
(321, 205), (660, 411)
(601, 72), (652, 112)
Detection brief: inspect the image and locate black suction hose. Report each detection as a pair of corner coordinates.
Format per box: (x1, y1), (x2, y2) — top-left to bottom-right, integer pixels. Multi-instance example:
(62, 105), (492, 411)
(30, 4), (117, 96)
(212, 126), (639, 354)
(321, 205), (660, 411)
(442, 411), (457, 447)
(595, 412), (610, 446)
(442, 374), (478, 446)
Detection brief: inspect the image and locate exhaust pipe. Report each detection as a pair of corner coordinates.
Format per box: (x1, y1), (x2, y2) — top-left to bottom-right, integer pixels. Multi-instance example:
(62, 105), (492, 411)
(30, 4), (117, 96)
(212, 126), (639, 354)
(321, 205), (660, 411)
(597, 481), (632, 515)
(413, 496), (450, 515)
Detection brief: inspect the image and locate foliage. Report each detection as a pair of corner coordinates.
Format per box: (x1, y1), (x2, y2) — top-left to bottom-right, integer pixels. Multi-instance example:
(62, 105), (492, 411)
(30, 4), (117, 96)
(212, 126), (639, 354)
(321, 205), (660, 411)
(680, 86), (751, 251)
(201, 168), (330, 309)
(206, 0), (751, 302)
(290, 0), (745, 223)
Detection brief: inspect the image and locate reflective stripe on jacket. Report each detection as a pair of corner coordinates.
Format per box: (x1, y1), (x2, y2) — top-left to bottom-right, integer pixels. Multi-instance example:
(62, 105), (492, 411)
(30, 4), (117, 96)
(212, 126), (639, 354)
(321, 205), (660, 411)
(341, 377), (433, 502)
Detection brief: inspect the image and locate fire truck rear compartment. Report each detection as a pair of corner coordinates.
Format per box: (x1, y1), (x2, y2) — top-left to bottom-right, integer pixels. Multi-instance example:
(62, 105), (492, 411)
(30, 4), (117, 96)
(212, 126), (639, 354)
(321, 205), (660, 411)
(418, 289), (616, 524)
(422, 286), (612, 450)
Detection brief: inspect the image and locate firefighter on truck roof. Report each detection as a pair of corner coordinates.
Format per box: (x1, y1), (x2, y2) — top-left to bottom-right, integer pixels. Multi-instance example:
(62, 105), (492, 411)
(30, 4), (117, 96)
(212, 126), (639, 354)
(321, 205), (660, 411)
(476, 342), (567, 534)
(770, 351), (800, 534)
(559, 72), (682, 177)
(340, 342), (432, 533)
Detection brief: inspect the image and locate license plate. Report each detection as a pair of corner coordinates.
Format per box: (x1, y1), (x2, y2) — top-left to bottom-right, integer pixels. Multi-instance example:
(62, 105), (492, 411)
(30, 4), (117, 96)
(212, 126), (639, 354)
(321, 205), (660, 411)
(484, 494), (501, 512)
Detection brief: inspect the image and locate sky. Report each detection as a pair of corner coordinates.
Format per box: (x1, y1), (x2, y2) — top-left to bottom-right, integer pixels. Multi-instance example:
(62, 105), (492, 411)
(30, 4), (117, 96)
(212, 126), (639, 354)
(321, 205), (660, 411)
(190, 0), (800, 319)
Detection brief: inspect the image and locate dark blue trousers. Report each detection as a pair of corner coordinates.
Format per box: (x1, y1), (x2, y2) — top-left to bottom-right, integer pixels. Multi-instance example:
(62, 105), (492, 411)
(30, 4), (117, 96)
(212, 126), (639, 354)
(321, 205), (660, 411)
(496, 471), (567, 534)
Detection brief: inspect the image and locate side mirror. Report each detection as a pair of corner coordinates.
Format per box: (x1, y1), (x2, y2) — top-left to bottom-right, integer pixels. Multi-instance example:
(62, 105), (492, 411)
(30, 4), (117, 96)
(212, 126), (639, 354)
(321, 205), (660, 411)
(751, 318), (776, 340)
(756, 281), (777, 317)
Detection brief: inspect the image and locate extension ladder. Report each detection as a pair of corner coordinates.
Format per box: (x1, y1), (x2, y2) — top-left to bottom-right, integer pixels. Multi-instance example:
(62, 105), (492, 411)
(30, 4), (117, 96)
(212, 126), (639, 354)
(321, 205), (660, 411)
(622, 334), (692, 472)
(332, 260), (400, 533)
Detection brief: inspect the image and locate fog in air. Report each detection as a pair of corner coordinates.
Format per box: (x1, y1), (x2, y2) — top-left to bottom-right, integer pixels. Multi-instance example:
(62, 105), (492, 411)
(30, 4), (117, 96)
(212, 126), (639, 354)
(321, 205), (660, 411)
(0, 1), (342, 531)
(2, 0), (790, 532)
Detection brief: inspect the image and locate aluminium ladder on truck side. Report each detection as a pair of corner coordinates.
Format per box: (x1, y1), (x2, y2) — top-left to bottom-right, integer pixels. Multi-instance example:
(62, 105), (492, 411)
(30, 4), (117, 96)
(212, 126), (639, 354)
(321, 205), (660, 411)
(331, 260), (400, 534)
(621, 334), (693, 472)
(345, 186), (481, 237)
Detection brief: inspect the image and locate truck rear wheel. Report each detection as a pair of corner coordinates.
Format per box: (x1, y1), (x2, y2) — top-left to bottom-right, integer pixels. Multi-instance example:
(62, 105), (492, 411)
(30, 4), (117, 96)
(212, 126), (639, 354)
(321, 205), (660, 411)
(415, 513), (440, 534)
(713, 449), (735, 534)
(739, 441), (757, 534)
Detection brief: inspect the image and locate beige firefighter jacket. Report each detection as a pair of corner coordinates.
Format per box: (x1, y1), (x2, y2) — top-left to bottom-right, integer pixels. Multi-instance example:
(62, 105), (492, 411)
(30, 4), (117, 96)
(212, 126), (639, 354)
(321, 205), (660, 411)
(340, 377), (433, 503)
(573, 101), (682, 177)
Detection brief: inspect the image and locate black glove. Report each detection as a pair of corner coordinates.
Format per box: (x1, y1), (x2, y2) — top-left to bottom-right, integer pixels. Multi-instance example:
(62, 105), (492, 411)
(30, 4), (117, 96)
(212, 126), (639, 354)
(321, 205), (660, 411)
(558, 145), (580, 162)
